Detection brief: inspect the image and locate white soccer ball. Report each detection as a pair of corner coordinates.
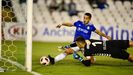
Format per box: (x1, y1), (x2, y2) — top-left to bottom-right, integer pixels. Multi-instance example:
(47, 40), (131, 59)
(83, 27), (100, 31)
(40, 56), (50, 65)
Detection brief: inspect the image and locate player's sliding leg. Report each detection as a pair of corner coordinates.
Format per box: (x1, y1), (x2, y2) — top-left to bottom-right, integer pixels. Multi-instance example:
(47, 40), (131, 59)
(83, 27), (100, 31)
(58, 43), (77, 51)
(48, 48), (74, 64)
(54, 53), (67, 63)
(48, 53), (68, 65)
(48, 55), (55, 64)
(58, 46), (70, 51)
(53, 46), (80, 63)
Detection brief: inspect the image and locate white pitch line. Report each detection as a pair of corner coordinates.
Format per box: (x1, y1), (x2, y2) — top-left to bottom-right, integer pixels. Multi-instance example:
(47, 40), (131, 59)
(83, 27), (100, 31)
(0, 57), (42, 75)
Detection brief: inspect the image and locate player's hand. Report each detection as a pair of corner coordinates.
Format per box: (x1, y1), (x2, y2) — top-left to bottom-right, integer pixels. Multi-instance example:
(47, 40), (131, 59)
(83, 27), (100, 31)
(56, 24), (62, 28)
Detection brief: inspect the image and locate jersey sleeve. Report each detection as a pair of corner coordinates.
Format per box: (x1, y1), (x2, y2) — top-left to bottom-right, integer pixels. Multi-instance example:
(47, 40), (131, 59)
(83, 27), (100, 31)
(73, 20), (82, 27)
(90, 24), (96, 31)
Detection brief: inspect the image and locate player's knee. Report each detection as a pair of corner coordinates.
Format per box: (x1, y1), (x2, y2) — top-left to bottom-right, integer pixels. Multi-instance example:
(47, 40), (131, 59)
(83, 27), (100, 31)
(64, 48), (73, 55)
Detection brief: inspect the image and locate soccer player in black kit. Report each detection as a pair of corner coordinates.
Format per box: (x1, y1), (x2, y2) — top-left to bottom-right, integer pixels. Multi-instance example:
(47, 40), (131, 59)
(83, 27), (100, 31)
(73, 36), (133, 66)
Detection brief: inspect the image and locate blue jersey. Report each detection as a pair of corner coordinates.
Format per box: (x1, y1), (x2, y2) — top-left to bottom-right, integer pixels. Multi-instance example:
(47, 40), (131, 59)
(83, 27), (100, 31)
(73, 20), (96, 42)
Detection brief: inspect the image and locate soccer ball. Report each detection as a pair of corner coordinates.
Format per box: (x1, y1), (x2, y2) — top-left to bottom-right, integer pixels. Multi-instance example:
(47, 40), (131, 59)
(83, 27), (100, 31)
(40, 56), (50, 65)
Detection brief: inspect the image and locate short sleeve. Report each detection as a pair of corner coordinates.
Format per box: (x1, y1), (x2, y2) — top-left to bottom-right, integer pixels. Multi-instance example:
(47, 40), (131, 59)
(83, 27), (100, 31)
(74, 20), (82, 27)
(90, 24), (96, 31)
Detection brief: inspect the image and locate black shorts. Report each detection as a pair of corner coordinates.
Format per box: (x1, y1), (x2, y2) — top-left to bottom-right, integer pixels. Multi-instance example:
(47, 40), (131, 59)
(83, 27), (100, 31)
(106, 40), (130, 60)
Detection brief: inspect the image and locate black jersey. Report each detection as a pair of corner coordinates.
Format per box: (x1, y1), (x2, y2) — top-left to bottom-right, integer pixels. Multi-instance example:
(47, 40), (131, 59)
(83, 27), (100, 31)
(84, 39), (109, 56)
(84, 40), (130, 60)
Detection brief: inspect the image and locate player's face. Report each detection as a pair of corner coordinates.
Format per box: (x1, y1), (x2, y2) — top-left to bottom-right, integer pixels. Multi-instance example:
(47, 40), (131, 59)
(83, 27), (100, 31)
(83, 15), (91, 24)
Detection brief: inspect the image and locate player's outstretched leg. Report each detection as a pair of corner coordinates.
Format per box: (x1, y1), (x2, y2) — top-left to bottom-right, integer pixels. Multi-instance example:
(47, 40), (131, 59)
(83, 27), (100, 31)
(54, 53), (68, 62)
(57, 45), (70, 51)
(58, 43), (77, 51)
(48, 49), (74, 65)
(48, 55), (55, 64)
(48, 53), (69, 65)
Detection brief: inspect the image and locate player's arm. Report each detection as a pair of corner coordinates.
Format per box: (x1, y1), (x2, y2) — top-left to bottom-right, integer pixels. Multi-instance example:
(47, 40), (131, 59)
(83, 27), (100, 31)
(95, 29), (112, 40)
(73, 52), (94, 66)
(56, 22), (74, 28)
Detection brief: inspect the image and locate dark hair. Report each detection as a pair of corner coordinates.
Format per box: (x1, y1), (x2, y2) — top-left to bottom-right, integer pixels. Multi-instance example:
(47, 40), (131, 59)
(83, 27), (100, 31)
(75, 36), (85, 43)
(84, 13), (92, 18)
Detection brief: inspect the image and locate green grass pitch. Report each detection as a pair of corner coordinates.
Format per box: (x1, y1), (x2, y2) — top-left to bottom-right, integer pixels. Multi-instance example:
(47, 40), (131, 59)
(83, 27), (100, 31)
(0, 41), (133, 75)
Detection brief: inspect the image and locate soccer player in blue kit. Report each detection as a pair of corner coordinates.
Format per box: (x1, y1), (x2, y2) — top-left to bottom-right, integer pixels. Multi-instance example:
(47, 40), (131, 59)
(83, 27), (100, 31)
(48, 13), (111, 64)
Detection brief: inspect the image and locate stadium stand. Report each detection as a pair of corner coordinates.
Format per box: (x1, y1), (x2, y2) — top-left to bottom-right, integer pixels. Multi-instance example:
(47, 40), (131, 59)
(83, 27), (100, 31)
(10, 0), (133, 26)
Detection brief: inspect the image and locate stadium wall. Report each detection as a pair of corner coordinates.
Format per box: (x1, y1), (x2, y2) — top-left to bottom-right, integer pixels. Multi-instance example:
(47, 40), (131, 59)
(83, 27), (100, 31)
(3, 23), (133, 42)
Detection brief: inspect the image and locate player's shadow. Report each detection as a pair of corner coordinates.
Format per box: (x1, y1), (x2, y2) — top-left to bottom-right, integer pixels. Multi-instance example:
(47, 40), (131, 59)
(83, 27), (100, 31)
(54, 59), (133, 67)
(93, 60), (133, 67)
